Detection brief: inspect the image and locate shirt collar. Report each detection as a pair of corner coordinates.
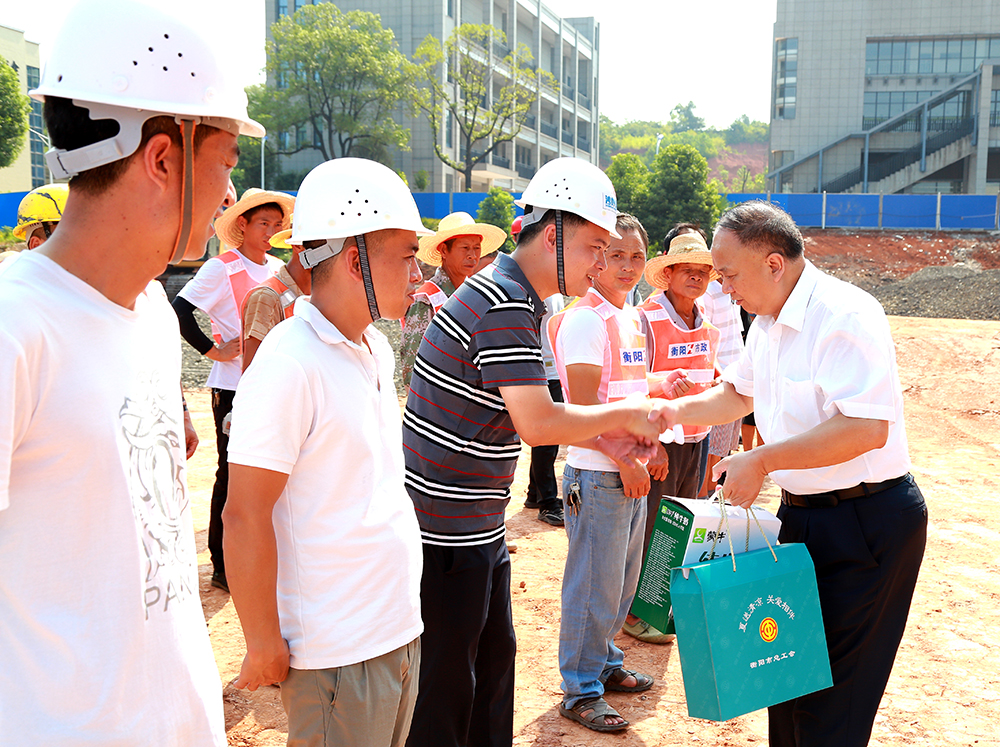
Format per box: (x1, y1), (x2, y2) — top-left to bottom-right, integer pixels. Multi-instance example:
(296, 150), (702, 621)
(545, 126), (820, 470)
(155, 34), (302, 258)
(296, 297), (380, 351)
(771, 259), (818, 333)
(494, 253), (546, 321)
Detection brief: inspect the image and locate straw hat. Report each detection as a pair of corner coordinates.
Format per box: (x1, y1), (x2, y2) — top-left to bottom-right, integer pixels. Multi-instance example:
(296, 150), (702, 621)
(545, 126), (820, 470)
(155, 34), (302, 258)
(214, 188), (295, 249)
(269, 228), (294, 250)
(417, 212), (507, 266)
(644, 233), (718, 289)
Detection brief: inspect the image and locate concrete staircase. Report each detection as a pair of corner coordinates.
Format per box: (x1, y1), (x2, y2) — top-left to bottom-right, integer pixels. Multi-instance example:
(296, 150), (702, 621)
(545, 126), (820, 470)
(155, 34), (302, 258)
(846, 133), (975, 194)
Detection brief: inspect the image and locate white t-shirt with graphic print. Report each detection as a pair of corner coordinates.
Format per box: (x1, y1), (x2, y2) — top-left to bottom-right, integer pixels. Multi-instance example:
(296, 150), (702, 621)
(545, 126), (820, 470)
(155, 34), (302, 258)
(0, 252), (226, 746)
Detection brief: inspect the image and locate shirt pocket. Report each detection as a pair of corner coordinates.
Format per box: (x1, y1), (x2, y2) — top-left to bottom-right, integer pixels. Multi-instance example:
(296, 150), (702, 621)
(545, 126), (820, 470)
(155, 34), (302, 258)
(778, 377), (821, 435)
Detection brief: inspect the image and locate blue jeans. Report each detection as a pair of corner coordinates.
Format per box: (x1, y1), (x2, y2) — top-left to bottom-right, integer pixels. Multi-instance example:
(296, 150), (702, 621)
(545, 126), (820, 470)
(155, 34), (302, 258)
(559, 466), (647, 708)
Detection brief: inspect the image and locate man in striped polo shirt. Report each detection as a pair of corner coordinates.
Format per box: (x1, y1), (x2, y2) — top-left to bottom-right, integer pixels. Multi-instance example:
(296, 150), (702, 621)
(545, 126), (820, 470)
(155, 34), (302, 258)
(403, 159), (672, 747)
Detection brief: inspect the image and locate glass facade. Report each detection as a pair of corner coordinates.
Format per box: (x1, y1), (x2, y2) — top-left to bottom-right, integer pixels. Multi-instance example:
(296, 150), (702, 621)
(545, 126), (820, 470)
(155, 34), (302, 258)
(774, 38), (797, 120)
(992, 90), (1000, 127)
(866, 37), (1000, 76)
(863, 90), (970, 129)
(26, 66), (45, 187)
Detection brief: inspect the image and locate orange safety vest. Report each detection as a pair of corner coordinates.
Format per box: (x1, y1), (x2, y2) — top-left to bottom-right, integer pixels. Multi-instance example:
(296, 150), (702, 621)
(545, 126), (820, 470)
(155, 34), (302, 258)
(241, 272), (300, 323)
(211, 250), (260, 344)
(401, 279), (449, 330)
(548, 290), (649, 404)
(638, 293), (721, 441)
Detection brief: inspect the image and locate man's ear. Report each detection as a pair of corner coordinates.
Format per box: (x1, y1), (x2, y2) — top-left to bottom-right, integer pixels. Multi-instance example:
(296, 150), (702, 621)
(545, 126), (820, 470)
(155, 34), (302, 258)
(343, 242), (363, 282)
(236, 214), (248, 232)
(140, 132), (176, 193)
(541, 222), (558, 254)
(766, 251), (786, 283)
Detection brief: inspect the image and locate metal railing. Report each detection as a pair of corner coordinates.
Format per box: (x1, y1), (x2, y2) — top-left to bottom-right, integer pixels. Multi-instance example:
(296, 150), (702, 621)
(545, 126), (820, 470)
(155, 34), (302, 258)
(540, 121), (558, 138)
(578, 92), (591, 109)
(821, 117), (975, 193)
(561, 130), (574, 146)
(522, 114), (536, 128)
(577, 137), (590, 153)
(516, 163), (535, 179)
(492, 153), (511, 169)
(493, 41), (510, 58)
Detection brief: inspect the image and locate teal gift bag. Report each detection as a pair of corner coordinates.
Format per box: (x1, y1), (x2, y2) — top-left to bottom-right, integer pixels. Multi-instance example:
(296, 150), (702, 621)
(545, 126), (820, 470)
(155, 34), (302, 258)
(669, 508), (832, 721)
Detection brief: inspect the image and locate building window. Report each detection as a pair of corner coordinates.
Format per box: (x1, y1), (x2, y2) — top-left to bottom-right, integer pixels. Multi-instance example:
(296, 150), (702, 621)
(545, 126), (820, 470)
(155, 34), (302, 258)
(991, 90), (1000, 127)
(26, 66), (45, 186)
(771, 150), (795, 171)
(862, 90), (970, 130)
(446, 111), (453, 149)
(774, 38), (797, 120)
(277, 0), (288, 18)
(447, 0), (453, 18)
(865, 36), (1000, 77)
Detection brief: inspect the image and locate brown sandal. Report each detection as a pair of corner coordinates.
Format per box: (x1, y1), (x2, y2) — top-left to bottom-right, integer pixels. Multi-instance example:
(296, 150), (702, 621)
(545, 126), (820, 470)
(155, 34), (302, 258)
(559, 696), (629, 732)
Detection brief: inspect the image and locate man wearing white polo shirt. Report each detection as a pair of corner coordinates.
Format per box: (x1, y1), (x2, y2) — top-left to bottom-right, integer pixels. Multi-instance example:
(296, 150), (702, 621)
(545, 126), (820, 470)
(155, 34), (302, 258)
(661, 200), (927, 747)
(223, 158), (428, 747)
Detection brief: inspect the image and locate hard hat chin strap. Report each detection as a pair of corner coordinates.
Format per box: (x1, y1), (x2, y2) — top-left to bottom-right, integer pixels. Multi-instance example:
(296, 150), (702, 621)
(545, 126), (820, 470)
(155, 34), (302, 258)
(169, 118), (198, 266)
(356, 233), (381, 323)
(556, 209), (567, 296)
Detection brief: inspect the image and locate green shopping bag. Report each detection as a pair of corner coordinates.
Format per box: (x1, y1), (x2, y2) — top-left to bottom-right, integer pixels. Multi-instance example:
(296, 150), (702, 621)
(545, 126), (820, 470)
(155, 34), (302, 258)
(669, 507), (832, 721)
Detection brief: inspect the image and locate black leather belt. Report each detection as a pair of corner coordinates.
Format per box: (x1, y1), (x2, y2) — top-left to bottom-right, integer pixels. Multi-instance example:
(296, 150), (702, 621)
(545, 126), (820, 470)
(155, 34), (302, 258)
(780, 474), (910, 508)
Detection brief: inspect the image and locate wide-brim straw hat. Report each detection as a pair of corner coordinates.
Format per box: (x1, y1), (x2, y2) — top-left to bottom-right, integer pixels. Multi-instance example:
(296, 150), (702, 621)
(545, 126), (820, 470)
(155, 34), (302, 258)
(417, 212), (508, 266)
(269, 228), (294, 250)
(214, 188), (295, 249)
(645, 233), (719, 289)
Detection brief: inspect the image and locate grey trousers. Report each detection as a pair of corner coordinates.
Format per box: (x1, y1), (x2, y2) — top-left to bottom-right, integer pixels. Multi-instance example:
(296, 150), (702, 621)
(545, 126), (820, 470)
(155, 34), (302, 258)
(281, 638), (421, 747)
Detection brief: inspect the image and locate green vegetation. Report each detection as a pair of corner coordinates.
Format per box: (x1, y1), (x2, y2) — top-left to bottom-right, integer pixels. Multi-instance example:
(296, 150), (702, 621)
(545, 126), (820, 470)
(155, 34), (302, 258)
(0, 63), (30, 169)
(476, 187), (516, 253)
(414, 23), (555, 191)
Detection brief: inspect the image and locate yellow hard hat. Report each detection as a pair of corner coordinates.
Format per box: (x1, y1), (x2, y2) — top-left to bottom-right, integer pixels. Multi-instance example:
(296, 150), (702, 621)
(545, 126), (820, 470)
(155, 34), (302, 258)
(13, 183), (69, 241)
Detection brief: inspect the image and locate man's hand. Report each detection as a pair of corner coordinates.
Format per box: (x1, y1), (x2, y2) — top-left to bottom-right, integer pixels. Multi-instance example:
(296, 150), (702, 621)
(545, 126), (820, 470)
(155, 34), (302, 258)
(618, 456), (650, 499)
(594, 432), (657, 465)
(233, 636), (290, 691)
(207, 338), (240, 362)
(183, 407), (199, 459)
(647, 399), (680, 434)
(713, 449), (769, 509)
(647, 442), (669, 481)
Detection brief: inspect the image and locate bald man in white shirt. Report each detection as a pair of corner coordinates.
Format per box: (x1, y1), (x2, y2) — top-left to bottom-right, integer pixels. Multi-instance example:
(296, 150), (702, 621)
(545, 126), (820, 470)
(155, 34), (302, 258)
(657, 201), (927, 747)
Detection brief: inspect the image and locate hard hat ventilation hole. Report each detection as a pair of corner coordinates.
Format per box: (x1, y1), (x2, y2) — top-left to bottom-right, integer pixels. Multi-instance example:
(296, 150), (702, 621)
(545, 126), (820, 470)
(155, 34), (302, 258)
(190, 72), (196, 77)
(163, 66), (168, 71)
(164, 33), (170, 39)
(178, 52), (183, 58)
(148, 47), (154, 52)
(133, 61), (138, 66)
(57, 75), (63, 82)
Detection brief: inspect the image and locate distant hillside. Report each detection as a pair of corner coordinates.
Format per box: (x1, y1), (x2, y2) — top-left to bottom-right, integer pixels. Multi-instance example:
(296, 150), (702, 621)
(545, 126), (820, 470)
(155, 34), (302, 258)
(707, 142), (769, 192)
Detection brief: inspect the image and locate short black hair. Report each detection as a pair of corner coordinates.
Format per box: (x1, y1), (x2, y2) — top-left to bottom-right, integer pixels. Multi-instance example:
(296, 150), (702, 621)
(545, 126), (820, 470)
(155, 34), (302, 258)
(44, 96), (216, 196)
(516, 207), (590, 247)
(241, 202), (287, 224)
(715, 201), (803, 259)
(616, 213), (649, 250)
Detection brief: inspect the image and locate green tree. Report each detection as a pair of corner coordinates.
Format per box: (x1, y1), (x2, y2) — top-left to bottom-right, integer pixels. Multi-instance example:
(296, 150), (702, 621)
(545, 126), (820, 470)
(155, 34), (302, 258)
(669, 101), (705, 133)
(414, 169), (429, 192)
(724, 115), (769, 145)
(415, 24), (555, 191)
(230, 135), (282, 194)
(0, 63), (30, 168)
(642, 144), (722, 253)
(476, 187), (515, 252)
(251, 3), (419, 165)
(605, 153), (650, 218)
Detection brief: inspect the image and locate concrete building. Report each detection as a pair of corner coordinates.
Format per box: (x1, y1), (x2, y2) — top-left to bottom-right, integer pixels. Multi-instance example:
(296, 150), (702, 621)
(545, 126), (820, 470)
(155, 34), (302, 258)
(0, 24), (46, 193)
(767, 0), (1000, 195)
(263, 0), (600, 191)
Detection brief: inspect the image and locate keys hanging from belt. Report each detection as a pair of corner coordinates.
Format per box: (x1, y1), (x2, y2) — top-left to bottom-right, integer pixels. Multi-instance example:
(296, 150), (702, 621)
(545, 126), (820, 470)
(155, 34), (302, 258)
(566, 481), (582, 516)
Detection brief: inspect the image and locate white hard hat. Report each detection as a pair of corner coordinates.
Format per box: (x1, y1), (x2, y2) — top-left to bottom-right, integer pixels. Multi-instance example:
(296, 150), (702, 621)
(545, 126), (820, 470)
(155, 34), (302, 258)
(515, 157), (621, 239)
(292, 158), (430, 261)
(292, 158), (431, 324)
(31, 0), (263, 180)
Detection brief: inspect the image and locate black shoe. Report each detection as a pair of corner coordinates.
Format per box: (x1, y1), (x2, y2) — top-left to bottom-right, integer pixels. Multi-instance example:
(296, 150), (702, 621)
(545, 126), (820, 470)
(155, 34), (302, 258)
(524, 495), (543, 509)
(210, 571), (229, 593)
(538, 506), (565, 526)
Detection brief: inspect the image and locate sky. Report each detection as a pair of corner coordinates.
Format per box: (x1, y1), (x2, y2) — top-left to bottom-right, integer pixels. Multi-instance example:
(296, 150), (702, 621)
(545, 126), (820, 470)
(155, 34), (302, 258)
(1, 0), (777, 130)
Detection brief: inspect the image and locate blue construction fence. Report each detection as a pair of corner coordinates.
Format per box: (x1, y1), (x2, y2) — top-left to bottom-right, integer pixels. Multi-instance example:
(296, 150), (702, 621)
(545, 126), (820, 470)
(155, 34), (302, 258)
(4, 189), (999, 233)
(726, 193), (1000, 230)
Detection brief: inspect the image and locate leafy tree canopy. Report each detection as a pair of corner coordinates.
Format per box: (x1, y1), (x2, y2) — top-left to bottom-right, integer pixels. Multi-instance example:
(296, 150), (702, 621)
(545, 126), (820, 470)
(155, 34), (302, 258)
(605, 153), (649, 219)
(669, 101), (705, 133)
(250, 3), (419, 165)
(0, 63), (30, 169)
(415, 23), (555, 191)
(476, 187), (515, 253)
(642, 143), (725, 253)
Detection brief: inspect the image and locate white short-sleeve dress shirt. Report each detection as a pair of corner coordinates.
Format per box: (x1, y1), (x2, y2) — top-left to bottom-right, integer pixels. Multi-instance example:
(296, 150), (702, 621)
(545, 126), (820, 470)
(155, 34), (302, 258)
(723, 260), (911, 494)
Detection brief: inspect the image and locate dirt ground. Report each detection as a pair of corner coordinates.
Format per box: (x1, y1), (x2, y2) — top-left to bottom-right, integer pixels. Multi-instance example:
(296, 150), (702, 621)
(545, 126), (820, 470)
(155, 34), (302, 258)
(183, 309), (1000, 747)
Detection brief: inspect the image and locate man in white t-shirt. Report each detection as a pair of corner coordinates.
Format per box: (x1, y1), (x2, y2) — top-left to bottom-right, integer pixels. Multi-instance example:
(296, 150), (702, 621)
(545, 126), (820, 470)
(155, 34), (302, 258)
(550, 214), (658, 733)
(172, 188), (293, 592)
(224, 158), (428, 747)
(0, 1), (263, 743)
